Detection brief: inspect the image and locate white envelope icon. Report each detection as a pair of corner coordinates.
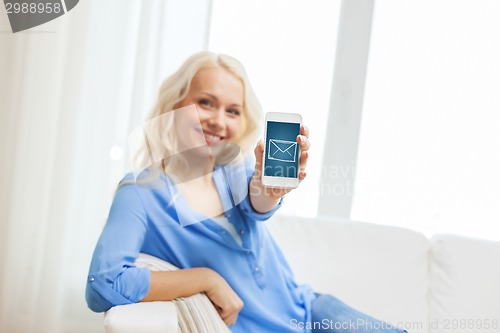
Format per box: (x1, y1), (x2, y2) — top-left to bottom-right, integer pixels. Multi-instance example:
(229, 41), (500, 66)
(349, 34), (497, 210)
(268, 139), (297, 163)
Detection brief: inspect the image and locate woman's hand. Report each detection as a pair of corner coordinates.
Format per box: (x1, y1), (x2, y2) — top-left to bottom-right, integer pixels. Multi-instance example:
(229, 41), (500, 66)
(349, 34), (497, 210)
(205, 271), (244, 327)
(249, 125), (311, 212)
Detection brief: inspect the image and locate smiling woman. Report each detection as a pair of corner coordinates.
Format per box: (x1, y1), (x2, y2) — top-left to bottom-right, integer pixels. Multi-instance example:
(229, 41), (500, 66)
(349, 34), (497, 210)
(85, 51), (408, 333)
(86, 51), (312, 330)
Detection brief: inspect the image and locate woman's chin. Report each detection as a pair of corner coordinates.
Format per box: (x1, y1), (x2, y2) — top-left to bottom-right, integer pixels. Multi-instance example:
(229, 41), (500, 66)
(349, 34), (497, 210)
(176, 142), (241, 166)
(213, 142), (241, 165)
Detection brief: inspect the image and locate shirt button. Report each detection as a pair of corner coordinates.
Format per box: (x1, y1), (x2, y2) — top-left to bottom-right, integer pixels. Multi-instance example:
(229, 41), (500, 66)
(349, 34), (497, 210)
(240, 230), (245, 234)
(246, 251), (251, 255)
(90, 277), (95, 282)
(254, 266), (259, 272)
(226, 214), (231, 218)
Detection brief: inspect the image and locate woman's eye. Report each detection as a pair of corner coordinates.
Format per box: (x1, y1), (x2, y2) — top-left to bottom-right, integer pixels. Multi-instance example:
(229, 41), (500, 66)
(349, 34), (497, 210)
(227, 109), (241, 116)
(198, 99), (212, 107)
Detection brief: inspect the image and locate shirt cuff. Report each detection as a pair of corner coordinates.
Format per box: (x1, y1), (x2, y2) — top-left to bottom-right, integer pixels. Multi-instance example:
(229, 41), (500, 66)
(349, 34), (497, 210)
(86, 267), (150, 312)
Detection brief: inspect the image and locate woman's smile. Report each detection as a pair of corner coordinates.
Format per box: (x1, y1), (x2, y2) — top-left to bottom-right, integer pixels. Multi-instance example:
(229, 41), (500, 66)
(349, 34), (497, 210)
(195, 127), (225, 145)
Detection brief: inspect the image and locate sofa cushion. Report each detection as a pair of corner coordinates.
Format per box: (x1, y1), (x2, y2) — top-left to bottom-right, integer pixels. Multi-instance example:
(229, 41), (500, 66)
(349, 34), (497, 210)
(104, 301), (178, 333)
(429, 235), (500, 333)
(267, 215), (429, 333)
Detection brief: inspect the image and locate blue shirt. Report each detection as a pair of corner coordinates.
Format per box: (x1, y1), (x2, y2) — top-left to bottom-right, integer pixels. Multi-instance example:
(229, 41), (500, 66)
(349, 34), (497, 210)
(86, 159), (315, 332)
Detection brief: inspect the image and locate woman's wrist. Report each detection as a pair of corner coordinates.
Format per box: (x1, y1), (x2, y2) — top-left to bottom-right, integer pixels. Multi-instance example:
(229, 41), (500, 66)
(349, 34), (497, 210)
(249, 175), (282, 213)
(203, 267), (222, 293)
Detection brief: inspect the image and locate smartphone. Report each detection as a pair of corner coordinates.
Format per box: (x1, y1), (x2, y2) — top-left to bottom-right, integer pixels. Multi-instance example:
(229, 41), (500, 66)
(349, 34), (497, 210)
(261, 112), (302, 188)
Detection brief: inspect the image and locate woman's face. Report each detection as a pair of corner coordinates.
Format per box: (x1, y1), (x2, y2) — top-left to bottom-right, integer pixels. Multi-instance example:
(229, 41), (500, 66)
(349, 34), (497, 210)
(174, 67), (244, 154)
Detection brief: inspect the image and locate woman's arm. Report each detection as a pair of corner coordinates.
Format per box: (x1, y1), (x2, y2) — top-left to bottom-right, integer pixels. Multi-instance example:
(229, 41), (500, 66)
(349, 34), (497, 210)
(141, 268), (214, 301)
(142, 268), (244, 326)
(249, 170), (281, 213)
(86, 184), (151, 312)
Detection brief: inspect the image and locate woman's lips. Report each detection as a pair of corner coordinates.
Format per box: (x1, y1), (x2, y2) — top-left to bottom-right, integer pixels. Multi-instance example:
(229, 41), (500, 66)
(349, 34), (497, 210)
(195, 128), (224, 144)
(203, 132), (222, 143)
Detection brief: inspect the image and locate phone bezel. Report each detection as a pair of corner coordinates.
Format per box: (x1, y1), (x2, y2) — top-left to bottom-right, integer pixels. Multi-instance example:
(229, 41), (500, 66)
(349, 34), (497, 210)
(261, 112), (302, 189)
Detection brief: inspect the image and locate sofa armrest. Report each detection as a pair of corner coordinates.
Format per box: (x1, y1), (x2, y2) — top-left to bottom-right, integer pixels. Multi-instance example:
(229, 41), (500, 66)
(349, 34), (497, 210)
(104, 301), (178, 333)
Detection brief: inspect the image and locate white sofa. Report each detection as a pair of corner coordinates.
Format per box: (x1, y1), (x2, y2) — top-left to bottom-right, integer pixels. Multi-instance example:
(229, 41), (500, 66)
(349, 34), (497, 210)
(104, 216), (500, 333)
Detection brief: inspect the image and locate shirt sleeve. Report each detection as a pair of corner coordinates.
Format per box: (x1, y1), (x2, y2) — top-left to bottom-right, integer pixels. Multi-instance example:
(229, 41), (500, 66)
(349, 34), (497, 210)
(85, 182), (151, 312)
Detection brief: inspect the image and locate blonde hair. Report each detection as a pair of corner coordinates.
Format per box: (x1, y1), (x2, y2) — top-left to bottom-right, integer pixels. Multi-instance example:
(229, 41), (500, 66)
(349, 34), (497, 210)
(127, 51), (262, 185)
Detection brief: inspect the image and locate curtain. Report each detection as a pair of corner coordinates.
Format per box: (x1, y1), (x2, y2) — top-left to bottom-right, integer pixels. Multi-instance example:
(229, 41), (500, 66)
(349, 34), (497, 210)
(0, 1), (211, 332)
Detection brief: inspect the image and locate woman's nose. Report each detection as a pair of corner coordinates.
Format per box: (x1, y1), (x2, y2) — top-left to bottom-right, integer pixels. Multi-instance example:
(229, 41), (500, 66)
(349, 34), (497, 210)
(208, 109), (225, 130)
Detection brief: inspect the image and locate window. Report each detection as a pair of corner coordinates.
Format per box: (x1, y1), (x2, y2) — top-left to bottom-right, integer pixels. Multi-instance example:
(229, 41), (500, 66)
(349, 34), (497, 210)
(209, 0), (341, 216)
(352, 0), (500, 241)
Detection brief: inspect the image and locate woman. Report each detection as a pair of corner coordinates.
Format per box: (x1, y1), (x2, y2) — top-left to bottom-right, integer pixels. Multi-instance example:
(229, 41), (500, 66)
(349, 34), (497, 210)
(86, 51), (405, 333)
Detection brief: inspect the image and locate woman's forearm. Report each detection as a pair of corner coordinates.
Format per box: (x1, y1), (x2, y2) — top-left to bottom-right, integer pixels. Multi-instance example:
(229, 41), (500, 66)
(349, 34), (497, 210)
(140, 267), (217, 302)
(249, 175), (281, 213)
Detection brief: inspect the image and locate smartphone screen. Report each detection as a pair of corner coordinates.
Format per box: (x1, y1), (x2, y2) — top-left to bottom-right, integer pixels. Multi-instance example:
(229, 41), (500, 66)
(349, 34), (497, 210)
(264, 121), (301, 178)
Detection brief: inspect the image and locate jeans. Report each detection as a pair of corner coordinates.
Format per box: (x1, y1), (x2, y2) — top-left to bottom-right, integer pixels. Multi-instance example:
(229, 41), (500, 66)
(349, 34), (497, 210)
(311, 293), (407, 333)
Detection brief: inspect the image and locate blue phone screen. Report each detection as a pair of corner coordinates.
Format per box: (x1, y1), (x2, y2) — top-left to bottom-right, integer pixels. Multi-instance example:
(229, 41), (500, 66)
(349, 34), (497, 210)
(264, 121), (300, 178)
